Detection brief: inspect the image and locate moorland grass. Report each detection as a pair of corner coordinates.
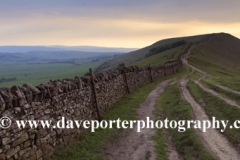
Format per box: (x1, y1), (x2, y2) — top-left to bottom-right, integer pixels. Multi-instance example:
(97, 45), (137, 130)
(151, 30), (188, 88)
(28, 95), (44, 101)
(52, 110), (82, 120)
(201, 80), (240, 105)
(97, 34), (210, 72)
(132, 45), (186, 67)
(153, 83), (215, 160)
(186, 70), (202, 80)
(187, 80), (240, 148)
(205, 77), (240, 92)
(188, 33), (240, 90)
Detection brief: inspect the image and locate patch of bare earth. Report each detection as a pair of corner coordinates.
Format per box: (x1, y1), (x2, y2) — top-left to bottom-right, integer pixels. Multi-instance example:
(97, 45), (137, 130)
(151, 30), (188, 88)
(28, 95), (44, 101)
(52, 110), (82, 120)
(103, 78), (179, 160)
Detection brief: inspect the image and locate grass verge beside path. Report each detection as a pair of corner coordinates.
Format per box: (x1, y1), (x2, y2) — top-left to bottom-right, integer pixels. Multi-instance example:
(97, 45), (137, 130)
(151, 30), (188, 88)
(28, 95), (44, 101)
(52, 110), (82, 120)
(151, 129), (168, 160)
(208, 77), (240, 91)
(187, 80), (240, 149)
(153, 83), (215, 160)
(51, 66), (189, 160)
(186, 70), (202, 80)
(201, 80), (240, 105)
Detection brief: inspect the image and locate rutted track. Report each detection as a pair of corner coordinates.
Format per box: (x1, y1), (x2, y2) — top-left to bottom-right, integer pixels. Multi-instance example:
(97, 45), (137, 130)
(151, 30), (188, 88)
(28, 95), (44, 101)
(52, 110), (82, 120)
(103, 43), (240, 160)
(180, 78), (240, 160)
(180, 45), (240, 160)
(182, 46), (240, 108)
(103, 78), (178, 160)
(194, 80), (240, 108)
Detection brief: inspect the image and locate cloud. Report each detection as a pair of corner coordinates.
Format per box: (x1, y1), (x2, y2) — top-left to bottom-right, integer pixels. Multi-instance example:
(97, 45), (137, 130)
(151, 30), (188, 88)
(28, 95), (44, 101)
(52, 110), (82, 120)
(0, 0), (240, 47)
(1, 0), (240, 22)
(1, 15), (240, 47)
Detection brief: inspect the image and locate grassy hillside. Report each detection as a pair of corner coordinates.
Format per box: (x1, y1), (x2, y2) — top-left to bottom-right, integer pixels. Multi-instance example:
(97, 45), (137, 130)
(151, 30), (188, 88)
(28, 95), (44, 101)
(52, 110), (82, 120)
(132, 44), (186, 67)
(51, 32), (240, 159)
(96, 33), (212, 72)
(188, 33), (240, 90)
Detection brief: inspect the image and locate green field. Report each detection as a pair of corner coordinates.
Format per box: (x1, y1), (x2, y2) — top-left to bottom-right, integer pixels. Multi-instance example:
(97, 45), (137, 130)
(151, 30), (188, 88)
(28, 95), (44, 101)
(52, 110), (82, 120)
(0, 58), (109, 87)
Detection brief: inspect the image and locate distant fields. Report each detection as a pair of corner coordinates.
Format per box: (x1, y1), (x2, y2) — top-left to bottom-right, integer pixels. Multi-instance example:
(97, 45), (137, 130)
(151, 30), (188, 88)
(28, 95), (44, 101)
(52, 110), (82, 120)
(0, 40), (189, 88)
(0, 58), (109, 87)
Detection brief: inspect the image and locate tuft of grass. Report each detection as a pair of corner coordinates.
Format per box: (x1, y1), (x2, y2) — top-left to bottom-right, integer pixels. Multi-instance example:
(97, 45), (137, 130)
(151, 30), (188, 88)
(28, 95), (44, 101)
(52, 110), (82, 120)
(206, 76), (240, 91)
(187, 80), (240, 149)
(201, 80), (240, 105)
(186, 70), (202, 80)
(151, 129), (167, 160)
(153, 83), (215, 160)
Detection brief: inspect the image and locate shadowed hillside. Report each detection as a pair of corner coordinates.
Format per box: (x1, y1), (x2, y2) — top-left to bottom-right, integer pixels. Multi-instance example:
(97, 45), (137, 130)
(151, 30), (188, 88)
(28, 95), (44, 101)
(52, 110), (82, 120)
(95, 33), (212, 73)
(189, 33), (240, 75)
(188, 33), (240, 90)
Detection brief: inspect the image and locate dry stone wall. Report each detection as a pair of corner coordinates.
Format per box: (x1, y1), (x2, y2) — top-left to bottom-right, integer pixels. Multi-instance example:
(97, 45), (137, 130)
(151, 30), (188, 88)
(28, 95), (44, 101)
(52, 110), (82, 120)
(0, 60), (183, 160)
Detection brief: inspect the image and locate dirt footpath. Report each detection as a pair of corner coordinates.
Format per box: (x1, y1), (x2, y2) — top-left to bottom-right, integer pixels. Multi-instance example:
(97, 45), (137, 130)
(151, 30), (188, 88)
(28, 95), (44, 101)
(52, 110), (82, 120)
(103, 78), (177, 160)
(103, 44), (240, 160)
(183, 45), (240, 108)
(180, 45), (240, 160)
(180, 77), (240, 160)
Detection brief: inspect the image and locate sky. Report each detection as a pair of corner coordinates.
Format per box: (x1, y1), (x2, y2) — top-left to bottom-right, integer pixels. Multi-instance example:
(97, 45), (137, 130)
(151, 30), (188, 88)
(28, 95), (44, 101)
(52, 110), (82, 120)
(1, 0), (240, 48)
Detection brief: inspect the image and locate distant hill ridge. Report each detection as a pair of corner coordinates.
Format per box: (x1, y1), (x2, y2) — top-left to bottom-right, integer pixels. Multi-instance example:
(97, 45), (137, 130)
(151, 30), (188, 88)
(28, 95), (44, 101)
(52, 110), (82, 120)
(96, 33), (214, 72)
(0, 46), (137, 53)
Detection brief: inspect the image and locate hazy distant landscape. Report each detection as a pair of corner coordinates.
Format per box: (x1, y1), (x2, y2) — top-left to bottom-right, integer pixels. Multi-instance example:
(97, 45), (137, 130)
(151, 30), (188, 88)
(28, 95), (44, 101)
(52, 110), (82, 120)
(0, 46), (137, 87)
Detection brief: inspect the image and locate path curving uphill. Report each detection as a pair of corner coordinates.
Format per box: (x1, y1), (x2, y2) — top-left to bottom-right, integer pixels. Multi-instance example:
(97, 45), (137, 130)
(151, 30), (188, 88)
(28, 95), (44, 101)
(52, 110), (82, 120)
(180, 45), (240, 160)
(182, 46), (240, 108)
(102, 43), (240, 160)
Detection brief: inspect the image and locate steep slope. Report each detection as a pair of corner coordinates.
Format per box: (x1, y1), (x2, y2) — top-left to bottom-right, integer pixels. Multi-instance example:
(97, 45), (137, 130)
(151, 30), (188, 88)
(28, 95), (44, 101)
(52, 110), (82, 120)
(132, 44), (186, 67)
(96, 33), (212, 72)
(189, 33), (240, 75)
(188, 33), (240, 89)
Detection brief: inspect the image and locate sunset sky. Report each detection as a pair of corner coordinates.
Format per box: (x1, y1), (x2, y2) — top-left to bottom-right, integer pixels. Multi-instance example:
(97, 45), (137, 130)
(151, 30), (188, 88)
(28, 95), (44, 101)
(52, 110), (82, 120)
(1, 0), (240, 48)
